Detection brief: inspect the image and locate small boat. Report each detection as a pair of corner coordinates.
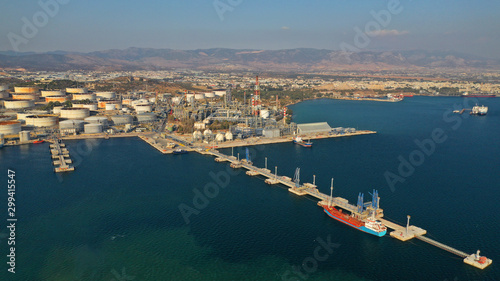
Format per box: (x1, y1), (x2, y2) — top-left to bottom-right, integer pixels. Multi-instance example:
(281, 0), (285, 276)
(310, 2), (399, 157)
(173, 148), (188, 154)
(33, 140), (44, 144)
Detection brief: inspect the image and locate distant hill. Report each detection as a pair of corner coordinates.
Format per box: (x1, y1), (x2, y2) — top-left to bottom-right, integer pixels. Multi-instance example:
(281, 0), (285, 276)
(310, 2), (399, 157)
(1, 48), (499, 72)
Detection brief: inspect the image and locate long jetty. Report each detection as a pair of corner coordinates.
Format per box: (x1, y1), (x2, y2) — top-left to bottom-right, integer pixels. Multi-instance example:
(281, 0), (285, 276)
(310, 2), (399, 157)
(200, 148), (492, 270)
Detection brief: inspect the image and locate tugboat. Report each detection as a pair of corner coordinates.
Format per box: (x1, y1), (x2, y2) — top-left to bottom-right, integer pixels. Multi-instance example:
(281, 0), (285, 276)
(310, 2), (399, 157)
(33, 139), (44, 144)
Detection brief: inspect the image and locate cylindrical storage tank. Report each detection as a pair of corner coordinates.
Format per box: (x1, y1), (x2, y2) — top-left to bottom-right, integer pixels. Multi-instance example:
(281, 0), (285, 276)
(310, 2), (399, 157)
(214, 90), (226, 97)
(225, 131), (233, 141)
(41, 90), (65, 97)
(60, 108), (90, 120)
(45, 96), (70, 103)
(195, 93), (205, 100)
(72, 93), (96, 101)
(122, 99), (133, 105)
(25, 115), (58, 127)
(16, 113), (35, 123)
(12, 94), (38, 100)
(72, 103), (98, 111)
(105, 103), (116, 111)
(111, 115), (133, 125)
(14, 87), (37, 93)
(0, 115), (13, 122)
(95, 92), (116, 99)
(52, 106), (64, 114)
(66, 88), (88, 94)
(0, 92), (10, 99)
(0, 121), (22, 135)
(84, 116), (109, 128)
(4, 99), (35, 109)
(135, 104), (152, 113)
(19, 131), (30, 142)
(59, 120), (85, 132)
(260, 109), (270, 119)
(205, 92), (215, 98)
(84, 123), (103, 134)
(215, 133), (225, 142)
(136, 113), (157, 123)
(186, 94), (194, 100)
(0, 85), (9, 91)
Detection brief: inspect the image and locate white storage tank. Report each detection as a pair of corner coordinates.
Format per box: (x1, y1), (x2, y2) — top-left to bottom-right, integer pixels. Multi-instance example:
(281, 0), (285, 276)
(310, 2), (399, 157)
(225, 131), (233, 141)
(72, 103), (98, 111)
(14, 87), (37, 93)
(66, 88), (88, 94)
(135, 104), (152, 113)
(25, 115), (58, 127)
(12, 94), (39, 101)
(59, 120), (85, 133)
(111, 115), (133, 125)
(95, 91), (116, 99)
(52, 106), (64, 114)
(0, 121), (22, 135)
(171, 97), (181, 104)
(4, 99), (35, 109)
(19, 131), (30, 142)
(215, 133), (225, 142)
(136, 113), (157, 123)
(60, 108), (90, 120)
(84, 123), (103, 134)
(203, 129), (213, 138)
(260, 109), (270, 119)
(214, 90), (226, 97)
(16, 113), (35, 123)
(205, 92), (215, 98)
(195, 93), (205, 100)
(105, 103), (116, 111)
(41, 90), (65, 97)
(72, 93), (96, 101)
(193, 130), (203, 141)
(84, 116), (109, 128)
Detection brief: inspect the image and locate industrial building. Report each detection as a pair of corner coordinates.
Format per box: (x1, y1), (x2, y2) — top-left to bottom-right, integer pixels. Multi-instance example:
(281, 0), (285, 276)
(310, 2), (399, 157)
(296, 122), (332, 135)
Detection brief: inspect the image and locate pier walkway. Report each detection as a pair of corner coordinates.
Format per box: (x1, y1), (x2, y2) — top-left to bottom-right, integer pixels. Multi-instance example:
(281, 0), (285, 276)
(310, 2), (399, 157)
(202, 148), (492, 269)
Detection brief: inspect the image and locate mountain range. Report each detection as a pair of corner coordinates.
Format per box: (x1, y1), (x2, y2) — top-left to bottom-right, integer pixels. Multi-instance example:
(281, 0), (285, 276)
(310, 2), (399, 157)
(1, 48), (499, 72)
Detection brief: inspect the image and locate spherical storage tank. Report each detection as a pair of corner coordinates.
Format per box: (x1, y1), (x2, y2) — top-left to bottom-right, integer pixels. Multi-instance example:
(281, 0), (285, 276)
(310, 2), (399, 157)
(66, 88), (88, 94)
(72, 93), (96, 101)
(84, 123), (103, 134)
(14, 87), (37, 93)
(225, 131), (233, 141)
(136, 113), (156, 123)
(41, 90), (65, 97)
(84, 116), (109, 128)
(60, 108), (90, 120)
(0, 121), (22, 135)
(25, 115), (58, 127)
(4, 99), (35, 109)
(203, 129), (212, 138)
(59, 120), (85, 132)
(215, 133), (225, 142)
(111, 115), (133, 125)
(193, 131), (203, 141)
(95, 92), (116, 99)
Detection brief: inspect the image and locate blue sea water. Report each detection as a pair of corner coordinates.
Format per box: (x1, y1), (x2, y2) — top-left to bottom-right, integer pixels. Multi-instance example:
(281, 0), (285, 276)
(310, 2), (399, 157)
(0, 96), (499, 281)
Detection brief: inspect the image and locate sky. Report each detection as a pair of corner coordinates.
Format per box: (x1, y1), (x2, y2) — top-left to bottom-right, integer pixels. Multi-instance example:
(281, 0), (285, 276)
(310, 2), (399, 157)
(1, 0), (500, 58)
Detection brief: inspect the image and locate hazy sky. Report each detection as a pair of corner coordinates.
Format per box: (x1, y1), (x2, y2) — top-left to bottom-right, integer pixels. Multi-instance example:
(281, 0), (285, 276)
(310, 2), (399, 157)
(1, 0), (499, 58)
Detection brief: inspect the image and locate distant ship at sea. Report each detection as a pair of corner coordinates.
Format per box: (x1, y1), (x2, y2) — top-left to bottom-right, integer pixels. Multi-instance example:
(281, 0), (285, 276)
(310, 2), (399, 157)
(461, 93), (496, 98)
(470, 105), (488, 115)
